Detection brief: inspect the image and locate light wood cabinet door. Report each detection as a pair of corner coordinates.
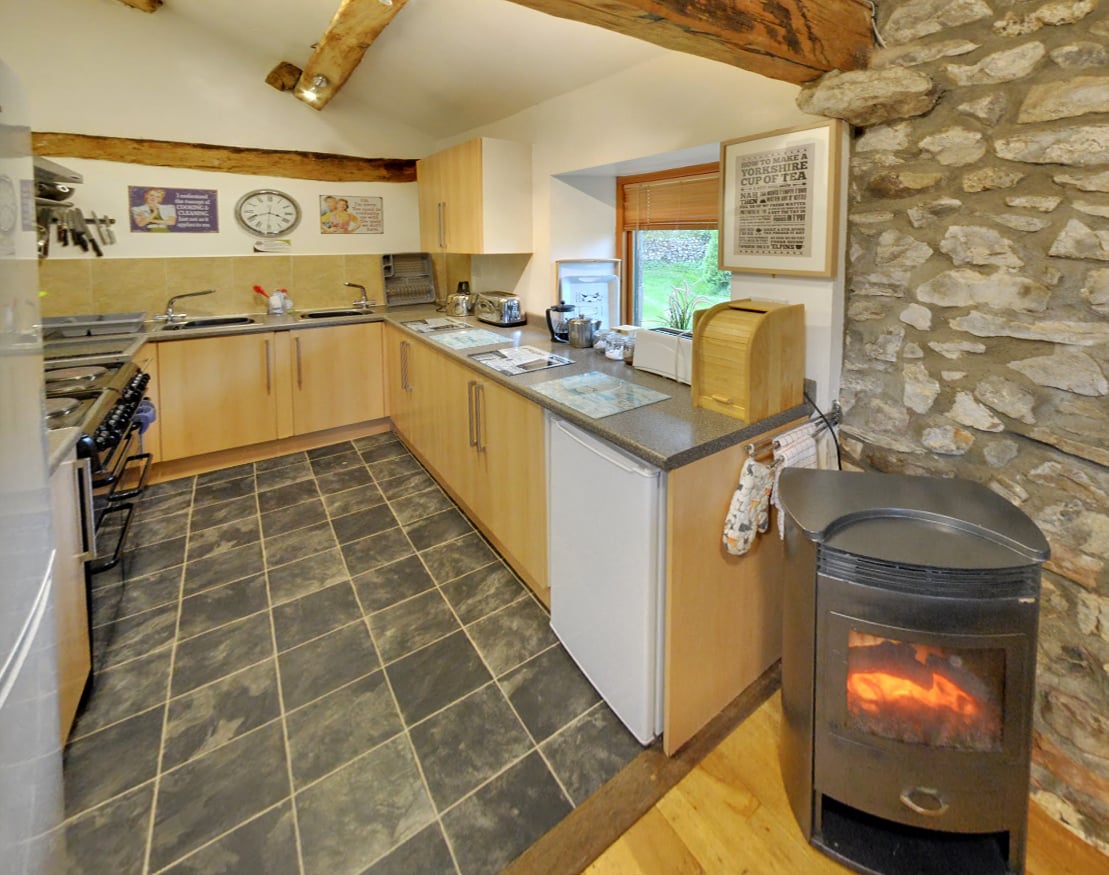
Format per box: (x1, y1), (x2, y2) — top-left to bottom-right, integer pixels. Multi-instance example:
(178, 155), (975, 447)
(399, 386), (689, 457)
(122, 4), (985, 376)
(291, 322), (384, 435)
(416, 150), (445, 252)
(385, 325), (414, 437)
(157, 332), (283, 460)
(51, 457), (91, 742)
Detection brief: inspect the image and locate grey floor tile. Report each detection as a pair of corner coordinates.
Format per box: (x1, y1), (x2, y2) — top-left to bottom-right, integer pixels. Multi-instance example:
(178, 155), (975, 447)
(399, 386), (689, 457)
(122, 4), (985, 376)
(140, 488), (194, 520)
(311, 448), (365, 476)
(404, 508), (474, 551)
(331, 503), (399, 545)
(63, 706), (164, 818)
(389, 487), (454, 526)
(63, 781), (154, 875)
(254, 450), (307, 473)
(256, 459), (313, 493)
(363, 822), (458, 875)
(317, 465), (374, 495)
(321, 482), (386, 517)
(96, 601), (178, 672)
(72, 648), (171, 739)
(172, 613), (274, 697)
(377, 470), (438, 501)
(189, 494), (257, 533)
(441, 752), (572, 875)
(161, 802), (299, 875)
(286, 670), (403, 788)
(261, 496), (328, 539)
(268, 546), (349, 605)
(148, 721), (290, 872)
(353, 554), (437, 615)
(441, 563), (527, 626)
(162, 660), (281, 770)
(193, 475), (255, 508)
(295, 735), (435, 875)
(91, 565), (181, 629)
(420, 532), (497, 584)
(307, 441), (352, 460)
(352, 432), (400, 453)
(126, 508), (189, 549)
(264, 520), (337, 568)
(500, 646), (601, 743)
(186, 516), (261, 564)
(196, 462), (254, 486)
(358, 440), (410, 465)
(258, 477), (320, 514)
(541, 704), (645, 805)
(183, 541), (265, 597)
(279, 621), (380, 711)
(143, 477), (194, 499)
(178, 574), (268, 639)
(368, 589), (461, 663)
(386, 631), (491, 726)
(341, 527), (413, 577)
(272, 581), (363, 652)
(368, 455), (424, 482)
(409, 684), (532, 811)
(125, 535), (186, 580)
(467, 598), (558, 677)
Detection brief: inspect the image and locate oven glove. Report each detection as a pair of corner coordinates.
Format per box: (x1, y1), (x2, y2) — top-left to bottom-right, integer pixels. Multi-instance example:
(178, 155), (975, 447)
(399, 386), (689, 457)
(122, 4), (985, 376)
(722, 457), (773, 556)
(134, 399), (157, 434)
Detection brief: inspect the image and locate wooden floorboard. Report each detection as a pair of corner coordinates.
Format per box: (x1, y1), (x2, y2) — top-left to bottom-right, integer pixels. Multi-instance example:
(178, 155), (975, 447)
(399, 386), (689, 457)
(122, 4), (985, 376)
(586, 693), (1109, 875)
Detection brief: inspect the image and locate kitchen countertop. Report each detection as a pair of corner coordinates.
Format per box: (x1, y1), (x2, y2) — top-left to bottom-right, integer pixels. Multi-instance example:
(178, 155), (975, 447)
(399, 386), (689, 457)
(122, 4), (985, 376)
(140, 304), (813, 471)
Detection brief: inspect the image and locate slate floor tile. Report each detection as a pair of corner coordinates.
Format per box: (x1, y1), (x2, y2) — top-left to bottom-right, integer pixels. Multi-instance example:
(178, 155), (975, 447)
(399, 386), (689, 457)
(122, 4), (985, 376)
(363, 822), (458, 875)
(368, 455), (424, 482)
(368, 589), (460, 663)
(63, 706), (164, 818)
(256, 459), (313, 492)
(193, 475), (255, 508)
(171, 613), (274, 697)
(254, 450), (307, 473)
(316, 465), (373, 495)
(286, 670), (403, 788)
(500, 646), (601, 743)
(183, 541), (265, 597)
(162, 660), (281, 770)
(358, 439), (409, 465)
(186, 516), (261, 563)
(189, 494), (257, 533)
(161, 802), (300, 875)
(96, 601), (178, 672)
(377, 470), (438, 501)
(441, 563), (527, 626)
(267, 546), (349, 606)
(72, 648), (171, 739)
(295, 735), (435, 875)
(307, 441), (353, 460)
(331, 503), (399, 545)
(143, 477), (194, 499)
(467, 597), (558, 677)
(148, 721), (290, 872)
(196, 462), (254, 486)
(541, 704), (644, 805)
(389, 487), (454, 526)
(63, 781), (154, 875)
(125, 535), (186, 581)
(272, 581), (363, 652)
(409, 684), (532, 811)
(420, 532), (498, 584)
(90, 565), (181, 629)
(139, 488), (193, 520)
(404, 508), (473, 551)
(257, 477), (320, 514)
(441, 752), (572, 875)
(261, 497), (328, 539)
(386, 631), (491, 726)
(321, 482), (386, 517)
(177, 574), (268, 640)
(341, 527), (413, 577)
(264, 520), (337, 568)
(278, 621), (380, 711)
(311, 449), (365, 476)
(352, 432), (400, 452)
(126, 508), (189, 549)
(353, 554), (437, 614)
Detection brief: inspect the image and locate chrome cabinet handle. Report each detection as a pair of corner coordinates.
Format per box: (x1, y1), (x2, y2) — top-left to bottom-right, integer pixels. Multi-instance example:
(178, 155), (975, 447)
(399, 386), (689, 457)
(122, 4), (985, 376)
(467, 380), (477, 448)
(400, 340), (411, 391)
(74, 457), (96, 562)
(295, 337), (303, 389)
(475, 382), (486, 453)
(264, 339), (272, 393)
(437, 202), (446, 249)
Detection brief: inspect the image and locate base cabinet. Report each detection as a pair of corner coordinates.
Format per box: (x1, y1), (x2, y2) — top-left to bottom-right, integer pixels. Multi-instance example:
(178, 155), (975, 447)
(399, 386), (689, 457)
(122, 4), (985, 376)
(291, 323), (384, 434)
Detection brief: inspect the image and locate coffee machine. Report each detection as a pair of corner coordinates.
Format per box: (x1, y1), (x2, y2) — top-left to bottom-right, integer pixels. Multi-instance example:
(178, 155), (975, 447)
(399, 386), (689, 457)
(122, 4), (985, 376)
(546, 301), (575, 343)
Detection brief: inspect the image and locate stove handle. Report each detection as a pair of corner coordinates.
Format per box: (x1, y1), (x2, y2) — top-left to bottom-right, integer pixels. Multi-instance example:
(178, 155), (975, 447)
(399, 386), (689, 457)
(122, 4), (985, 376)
(74, 457), (97, 562)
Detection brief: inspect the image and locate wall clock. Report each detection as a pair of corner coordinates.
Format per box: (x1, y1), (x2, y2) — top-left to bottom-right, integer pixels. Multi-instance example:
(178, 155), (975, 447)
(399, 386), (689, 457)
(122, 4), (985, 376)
(234, 189), (301, 237)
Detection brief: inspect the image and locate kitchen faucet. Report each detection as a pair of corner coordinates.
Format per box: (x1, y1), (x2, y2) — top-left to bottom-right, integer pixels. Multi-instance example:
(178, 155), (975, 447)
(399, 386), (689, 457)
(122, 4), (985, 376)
(345, 282), (375, 311)
(157, 288), (216, 321)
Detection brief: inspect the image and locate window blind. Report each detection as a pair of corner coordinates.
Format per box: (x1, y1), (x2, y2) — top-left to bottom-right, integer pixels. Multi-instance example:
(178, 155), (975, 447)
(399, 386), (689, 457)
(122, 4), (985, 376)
(620, 168), (720, 231)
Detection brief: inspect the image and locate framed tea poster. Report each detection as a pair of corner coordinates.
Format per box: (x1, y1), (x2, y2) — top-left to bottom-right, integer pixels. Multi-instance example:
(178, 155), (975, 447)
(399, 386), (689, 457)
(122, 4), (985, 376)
(719, 119), (844, 277)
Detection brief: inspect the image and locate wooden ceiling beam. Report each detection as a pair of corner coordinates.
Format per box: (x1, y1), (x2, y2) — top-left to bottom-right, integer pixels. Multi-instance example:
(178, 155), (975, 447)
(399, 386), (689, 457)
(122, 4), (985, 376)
(294, 0), (410, 111)
(502, 0), (873, 85)
(31, 132), (416, 183)
(115, 0), (162, 12)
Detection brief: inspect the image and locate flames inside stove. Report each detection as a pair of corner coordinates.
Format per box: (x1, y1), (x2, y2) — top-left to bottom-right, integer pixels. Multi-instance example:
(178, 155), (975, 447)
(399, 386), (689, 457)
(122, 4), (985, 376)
(845, 632), (1004, 752)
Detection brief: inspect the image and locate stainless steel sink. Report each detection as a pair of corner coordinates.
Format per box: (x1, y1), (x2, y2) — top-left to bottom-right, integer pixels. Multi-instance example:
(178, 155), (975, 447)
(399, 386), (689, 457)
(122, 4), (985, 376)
(298, 309), (372, 319)
(160, 316), (258, 331)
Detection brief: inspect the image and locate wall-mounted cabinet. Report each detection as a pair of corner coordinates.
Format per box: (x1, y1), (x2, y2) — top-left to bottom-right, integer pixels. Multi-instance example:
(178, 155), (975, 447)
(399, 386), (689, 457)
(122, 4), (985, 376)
(417, 137), (532, 254)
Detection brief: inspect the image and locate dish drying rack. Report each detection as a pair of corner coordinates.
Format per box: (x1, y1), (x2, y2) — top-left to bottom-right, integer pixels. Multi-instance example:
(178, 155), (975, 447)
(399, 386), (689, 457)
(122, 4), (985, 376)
(382, 253), (437, 306)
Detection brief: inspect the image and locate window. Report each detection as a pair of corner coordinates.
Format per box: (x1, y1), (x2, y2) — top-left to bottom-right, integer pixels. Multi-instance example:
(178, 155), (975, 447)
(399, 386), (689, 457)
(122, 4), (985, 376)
(617, 164), (732, 329)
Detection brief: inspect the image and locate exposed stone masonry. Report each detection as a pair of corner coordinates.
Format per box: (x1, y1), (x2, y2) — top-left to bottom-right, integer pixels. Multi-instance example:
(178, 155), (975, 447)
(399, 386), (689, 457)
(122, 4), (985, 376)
(799, 0), (1109, 852)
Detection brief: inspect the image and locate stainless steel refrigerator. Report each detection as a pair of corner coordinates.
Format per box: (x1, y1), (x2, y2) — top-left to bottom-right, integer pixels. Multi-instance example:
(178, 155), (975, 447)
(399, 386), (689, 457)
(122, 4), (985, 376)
(0, 56), (66, 874)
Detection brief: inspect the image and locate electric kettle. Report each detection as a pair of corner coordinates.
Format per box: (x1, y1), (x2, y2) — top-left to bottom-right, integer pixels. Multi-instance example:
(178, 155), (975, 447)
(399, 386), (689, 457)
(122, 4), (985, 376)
(446, 281), (476, 316)
(546, 301), (575, 343)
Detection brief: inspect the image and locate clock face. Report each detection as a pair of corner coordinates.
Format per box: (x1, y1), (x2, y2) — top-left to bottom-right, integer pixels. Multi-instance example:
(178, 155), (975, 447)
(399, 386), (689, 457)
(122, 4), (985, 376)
(235, 189), (301, 237)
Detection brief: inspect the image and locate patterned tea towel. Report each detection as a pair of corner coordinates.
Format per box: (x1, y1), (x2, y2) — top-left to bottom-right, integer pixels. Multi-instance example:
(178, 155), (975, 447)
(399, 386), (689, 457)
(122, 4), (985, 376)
(722, 457), (773, 556)
(773, 431), (819, 538)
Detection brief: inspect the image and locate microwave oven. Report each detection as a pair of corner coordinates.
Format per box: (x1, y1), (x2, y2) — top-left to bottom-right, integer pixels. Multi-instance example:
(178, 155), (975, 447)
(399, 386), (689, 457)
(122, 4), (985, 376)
(632, 327), (693, 384)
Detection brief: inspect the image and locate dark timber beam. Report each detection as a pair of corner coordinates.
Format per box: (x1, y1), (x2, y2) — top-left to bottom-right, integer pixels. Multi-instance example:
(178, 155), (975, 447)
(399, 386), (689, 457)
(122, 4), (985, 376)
(502, 0), (873, 85)
(115, 0), (162, 11)
(31, 133), (416, 183)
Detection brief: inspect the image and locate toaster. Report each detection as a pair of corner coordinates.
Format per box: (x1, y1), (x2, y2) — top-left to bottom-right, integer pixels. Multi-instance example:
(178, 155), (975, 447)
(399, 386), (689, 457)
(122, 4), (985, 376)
(632, 327), (693, 384)
(475, 291), (526, 327)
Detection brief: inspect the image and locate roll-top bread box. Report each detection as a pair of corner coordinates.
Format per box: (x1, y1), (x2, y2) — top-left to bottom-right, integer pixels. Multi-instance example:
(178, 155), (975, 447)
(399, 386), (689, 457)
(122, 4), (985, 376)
(691, 298), (805, 422)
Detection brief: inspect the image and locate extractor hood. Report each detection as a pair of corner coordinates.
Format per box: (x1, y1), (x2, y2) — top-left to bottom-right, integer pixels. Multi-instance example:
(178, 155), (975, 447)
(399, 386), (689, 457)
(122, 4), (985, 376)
(33, 156), (82, 185)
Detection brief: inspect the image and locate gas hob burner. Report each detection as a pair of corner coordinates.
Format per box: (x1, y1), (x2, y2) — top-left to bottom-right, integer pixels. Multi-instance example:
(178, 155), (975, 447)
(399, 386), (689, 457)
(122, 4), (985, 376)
(46, 396), (81, 419)
(45, 365), (109, 383)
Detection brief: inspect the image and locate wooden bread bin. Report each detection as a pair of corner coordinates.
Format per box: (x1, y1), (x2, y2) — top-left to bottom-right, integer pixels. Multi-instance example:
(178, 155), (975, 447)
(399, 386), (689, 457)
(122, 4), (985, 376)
(691, 299), (805, 422)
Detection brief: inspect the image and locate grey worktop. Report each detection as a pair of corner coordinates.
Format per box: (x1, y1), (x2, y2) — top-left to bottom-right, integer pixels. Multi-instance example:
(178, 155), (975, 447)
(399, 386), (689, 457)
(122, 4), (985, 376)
(141, 304), (812, 471)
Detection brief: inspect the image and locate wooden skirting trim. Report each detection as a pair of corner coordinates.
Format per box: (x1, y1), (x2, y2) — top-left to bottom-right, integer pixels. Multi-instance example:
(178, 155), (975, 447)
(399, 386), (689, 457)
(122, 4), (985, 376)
(31, 132), (417, 183)
(504, 661), (783, 875)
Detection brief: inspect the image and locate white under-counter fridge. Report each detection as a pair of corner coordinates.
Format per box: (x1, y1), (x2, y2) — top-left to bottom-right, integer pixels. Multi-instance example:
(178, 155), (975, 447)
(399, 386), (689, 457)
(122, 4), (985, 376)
(546, 413), (665, 745)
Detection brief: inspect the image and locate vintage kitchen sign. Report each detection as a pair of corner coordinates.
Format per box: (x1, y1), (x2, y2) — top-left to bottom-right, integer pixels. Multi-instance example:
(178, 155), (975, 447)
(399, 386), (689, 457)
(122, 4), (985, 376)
(719, 120), (843, 277)
(318, 194), (384, 234)
(129, 186), (218, 233)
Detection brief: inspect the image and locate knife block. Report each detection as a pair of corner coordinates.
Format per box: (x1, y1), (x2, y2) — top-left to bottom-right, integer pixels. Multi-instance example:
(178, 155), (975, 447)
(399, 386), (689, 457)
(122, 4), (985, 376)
(691, 299), (805, 422)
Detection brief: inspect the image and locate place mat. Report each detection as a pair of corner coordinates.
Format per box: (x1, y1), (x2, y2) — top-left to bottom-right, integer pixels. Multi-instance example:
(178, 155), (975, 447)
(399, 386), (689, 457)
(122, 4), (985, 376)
(470, 346), (573, 376)
(429, 328), (509, 350)
(531, 371), (670, 419)
(401, 317), (469, 334)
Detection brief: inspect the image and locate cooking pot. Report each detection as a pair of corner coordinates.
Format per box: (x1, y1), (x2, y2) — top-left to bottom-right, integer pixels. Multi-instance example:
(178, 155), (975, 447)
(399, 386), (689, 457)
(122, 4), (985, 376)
(567, 314), (600, 348)
(546, 301), (575, 343)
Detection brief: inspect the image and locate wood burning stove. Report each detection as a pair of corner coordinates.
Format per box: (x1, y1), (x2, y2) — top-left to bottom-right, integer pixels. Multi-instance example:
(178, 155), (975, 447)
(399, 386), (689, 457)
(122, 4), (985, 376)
(777, 470), (1049, 875)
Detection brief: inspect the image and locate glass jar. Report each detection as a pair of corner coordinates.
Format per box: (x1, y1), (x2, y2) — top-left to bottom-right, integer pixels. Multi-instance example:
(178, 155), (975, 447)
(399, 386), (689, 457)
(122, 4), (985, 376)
(593, 329), (611, 352)
(604, 333), (625, 360)
(622, 334), (636, 363)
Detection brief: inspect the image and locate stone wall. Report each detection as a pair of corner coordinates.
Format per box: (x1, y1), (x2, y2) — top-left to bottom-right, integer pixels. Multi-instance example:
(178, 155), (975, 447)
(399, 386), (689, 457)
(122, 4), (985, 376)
(799, 0), (1109, 851)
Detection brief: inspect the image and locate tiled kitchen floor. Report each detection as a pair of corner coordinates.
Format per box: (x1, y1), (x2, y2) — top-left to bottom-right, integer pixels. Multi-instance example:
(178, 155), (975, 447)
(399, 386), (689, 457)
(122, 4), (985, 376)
(64, 433), (642, 875)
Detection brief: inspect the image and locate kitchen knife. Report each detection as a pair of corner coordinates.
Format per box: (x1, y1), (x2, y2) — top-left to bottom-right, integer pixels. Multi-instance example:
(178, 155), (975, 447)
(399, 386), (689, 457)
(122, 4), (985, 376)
(77, 212), (103, 256)
(104, 215), (116, 245)
(69, 210), (88, 253)
(91, 211), (108, 245)
(57, 211), (68, 246)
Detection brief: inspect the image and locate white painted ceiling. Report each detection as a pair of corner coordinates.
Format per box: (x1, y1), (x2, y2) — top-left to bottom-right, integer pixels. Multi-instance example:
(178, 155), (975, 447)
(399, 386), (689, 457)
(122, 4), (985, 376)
(165, 0), (668, 140)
